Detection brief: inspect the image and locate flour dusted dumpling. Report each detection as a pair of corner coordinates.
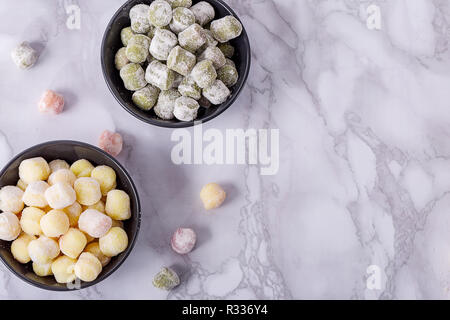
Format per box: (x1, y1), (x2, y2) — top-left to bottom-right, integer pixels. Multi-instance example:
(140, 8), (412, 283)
(170, 7), (195, 34)
(190, 1), (215, 26)
(38, 90), (65, 115)
(74, 177), (102, 206)
(126, 34), (151, 63)
(217, 64), (239, 87)
(203, 79), (231, 105)
(149, 28), (178, 61)
(153, 267), (180, 290)
(171, 227), (196, 254)
(28, 236), (60, 264)
(23, 181), (49, 208)
(98, 130), (123, 157)
(0, 186), (24, 214)
(132, 85), (160, 111)
(115, 47), (129, 70)
(19, 157), (50, 184)
(120, 63), (147, 91)
(145, 61), (175, 91)
(78, 209), (112, 238)
(191, 59), (216, 89)
(167, 46), (196, 76)
(0, 212), (21, 241)
(130, 4), (151, 33)
(197, 29), (218, 54)
(120, 27), (135, 46)
(178, 24), (206, 53)
(210, 15), (243, 43)
(148, 0), (173, 27)
(11, 42), (38, 69)
(45, 182), (76, 209)
(178, 76), (201, 100)
(198, 46), (226, 69)
(173, 96), (199, 122)
(153, 89), (181, 120)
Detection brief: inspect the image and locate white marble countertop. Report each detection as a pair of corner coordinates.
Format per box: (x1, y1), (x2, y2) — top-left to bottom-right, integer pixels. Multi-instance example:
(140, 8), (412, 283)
(1, 0), (450, 300)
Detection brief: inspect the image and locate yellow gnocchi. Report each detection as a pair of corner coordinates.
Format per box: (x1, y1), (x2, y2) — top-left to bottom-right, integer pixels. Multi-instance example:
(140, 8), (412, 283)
(200, 183), (226, 210)
(99, 227), (128, 257)
(91, 165), (117, 196)
(105, 190), (131, 220)
(70, 159), (94, 178)
(11, 233), (36, 263)
(40, 209), (70, 237)
(19, 157), (50, 184)
(74, 177), (102, 206)
(20, 207), (45, 236)
(74, 252), (102, 282)
(51, 256), (76, 284)
(59, 228), (87, 259)
(32, 261), (53, 277)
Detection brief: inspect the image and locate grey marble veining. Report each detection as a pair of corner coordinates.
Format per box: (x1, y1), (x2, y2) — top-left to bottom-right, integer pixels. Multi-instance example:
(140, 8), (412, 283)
(0, 0), (450, 300)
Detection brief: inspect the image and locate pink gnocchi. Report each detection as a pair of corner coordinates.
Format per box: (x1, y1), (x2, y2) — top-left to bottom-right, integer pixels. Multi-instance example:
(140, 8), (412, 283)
(38, 90), (65, 115)
(98, 130), (123, 157)
(171, 227), (196, 254)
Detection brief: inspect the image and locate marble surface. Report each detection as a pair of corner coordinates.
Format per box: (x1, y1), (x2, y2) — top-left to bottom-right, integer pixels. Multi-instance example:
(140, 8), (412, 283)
(1, 0), (450, 300)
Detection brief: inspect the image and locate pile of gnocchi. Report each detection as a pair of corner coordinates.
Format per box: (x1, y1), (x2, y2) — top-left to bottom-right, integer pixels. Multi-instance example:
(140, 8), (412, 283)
(0, 157), (131, 284)
(116, 0), (243, 122)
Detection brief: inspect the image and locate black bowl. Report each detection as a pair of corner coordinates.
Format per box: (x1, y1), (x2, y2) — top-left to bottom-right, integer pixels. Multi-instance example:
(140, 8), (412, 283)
(0, 141), (141, 291)
(101, 0), (251, 128)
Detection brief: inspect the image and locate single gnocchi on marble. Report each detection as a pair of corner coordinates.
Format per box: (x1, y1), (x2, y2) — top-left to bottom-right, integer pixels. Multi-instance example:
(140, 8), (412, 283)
(0, 156), (132, 284)
(114, 0), (244, 122)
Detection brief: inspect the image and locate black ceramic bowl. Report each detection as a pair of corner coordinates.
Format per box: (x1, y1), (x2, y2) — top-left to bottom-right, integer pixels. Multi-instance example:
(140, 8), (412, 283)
(0, 141), (141, 291)
(101, 0), (251, 128)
